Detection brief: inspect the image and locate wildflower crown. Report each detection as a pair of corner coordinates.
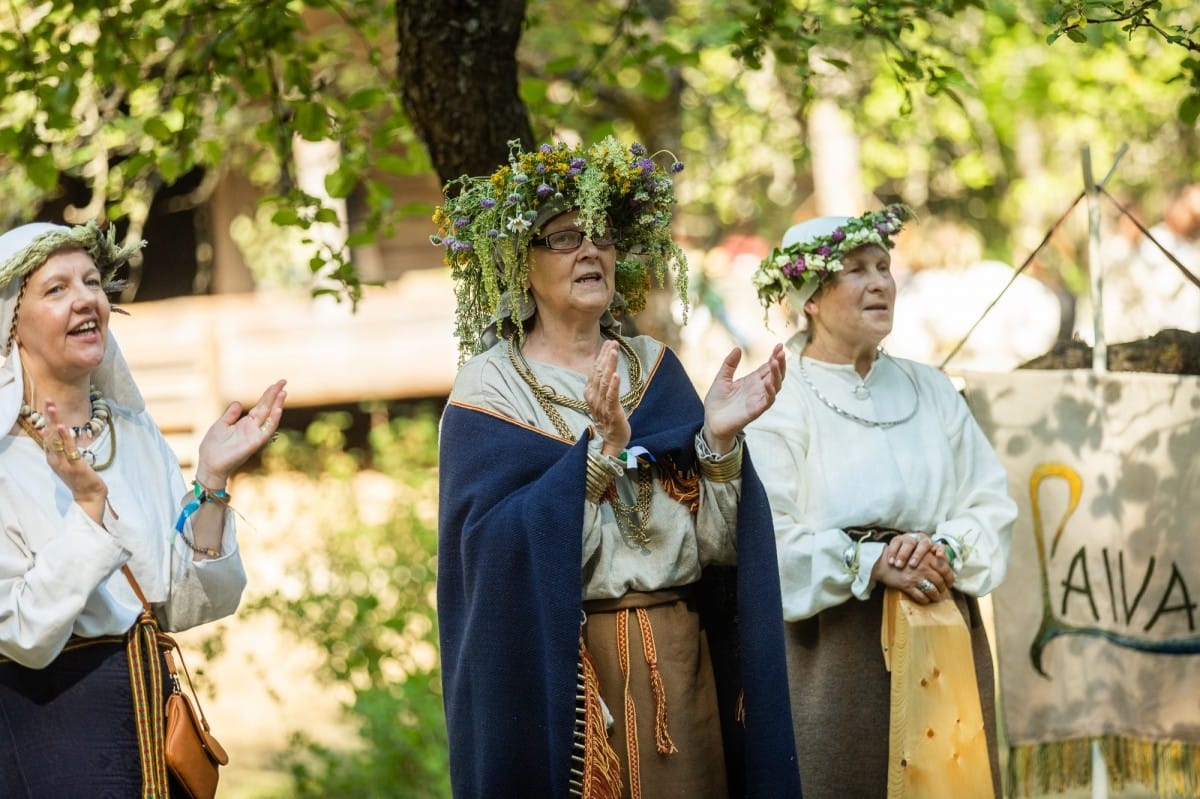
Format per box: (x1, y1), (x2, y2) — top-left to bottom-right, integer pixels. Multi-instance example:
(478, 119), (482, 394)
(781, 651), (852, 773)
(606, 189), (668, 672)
(752, 204), (912, 314)
(431, 137), (688, 361)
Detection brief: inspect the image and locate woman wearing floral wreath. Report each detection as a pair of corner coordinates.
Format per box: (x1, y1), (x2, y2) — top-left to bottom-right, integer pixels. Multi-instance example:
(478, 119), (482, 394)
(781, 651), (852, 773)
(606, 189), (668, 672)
(0, 221), (286, 796)
(743, 206), (1016, 799)
(434, 139), (801, 798)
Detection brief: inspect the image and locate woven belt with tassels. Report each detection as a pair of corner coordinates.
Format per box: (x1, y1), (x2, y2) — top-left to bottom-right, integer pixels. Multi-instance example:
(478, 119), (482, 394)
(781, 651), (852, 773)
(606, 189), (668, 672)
(578, 588), (692, 799)
(127, 609), (172, 798)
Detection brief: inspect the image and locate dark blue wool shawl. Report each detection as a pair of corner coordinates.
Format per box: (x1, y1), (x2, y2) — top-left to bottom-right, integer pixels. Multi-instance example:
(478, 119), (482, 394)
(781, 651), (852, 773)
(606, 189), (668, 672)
(437, 348), (802, 798)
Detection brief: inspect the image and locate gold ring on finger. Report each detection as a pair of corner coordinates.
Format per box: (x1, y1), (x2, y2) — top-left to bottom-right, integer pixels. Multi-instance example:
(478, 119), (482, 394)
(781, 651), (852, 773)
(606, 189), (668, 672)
(51, 439), (66, 452)
(66, 450), (82, 462)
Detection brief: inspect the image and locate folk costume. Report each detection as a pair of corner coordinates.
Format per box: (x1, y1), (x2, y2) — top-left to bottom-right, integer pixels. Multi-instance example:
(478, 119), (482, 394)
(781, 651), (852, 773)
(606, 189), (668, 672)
(433, 139), (801, 798)
(439, 333), (799, 798)
(747, 208), (1017, 799)
(0, 223), (247, 796)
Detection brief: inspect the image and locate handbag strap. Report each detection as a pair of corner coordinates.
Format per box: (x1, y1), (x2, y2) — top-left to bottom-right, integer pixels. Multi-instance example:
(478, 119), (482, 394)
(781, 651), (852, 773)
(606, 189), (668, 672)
(122, 563), (153, 612)
(121, 565), (216, 733)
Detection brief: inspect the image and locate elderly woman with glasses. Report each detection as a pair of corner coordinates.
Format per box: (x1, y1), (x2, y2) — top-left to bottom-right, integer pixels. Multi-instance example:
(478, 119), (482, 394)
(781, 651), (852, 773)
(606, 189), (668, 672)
(432, 139), (800, 798)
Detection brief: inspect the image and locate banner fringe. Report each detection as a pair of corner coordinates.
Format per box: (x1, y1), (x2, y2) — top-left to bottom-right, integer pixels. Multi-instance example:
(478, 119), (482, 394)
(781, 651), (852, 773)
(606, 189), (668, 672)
(1006, 737), (1200, 798)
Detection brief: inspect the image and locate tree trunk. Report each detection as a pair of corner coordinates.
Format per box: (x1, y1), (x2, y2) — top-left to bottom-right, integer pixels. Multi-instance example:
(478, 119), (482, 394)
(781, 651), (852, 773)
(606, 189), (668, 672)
(396, 0), (535, 186)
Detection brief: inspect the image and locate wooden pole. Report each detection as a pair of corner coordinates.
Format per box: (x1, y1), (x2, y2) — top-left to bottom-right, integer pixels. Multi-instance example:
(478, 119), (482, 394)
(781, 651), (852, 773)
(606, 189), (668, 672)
(1082, 146), (1107, 374)
(1081, 143), (1128, 797)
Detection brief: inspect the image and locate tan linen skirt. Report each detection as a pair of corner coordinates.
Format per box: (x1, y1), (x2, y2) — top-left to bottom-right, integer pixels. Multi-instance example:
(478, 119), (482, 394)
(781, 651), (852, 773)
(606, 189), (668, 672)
(785, 589), (1000, 799)
(583, 589), (728, 799)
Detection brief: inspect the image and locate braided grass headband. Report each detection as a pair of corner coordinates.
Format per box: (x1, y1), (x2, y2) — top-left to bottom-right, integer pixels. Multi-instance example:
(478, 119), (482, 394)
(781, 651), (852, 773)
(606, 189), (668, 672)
(1, 221), (143, 353)
(431, 137), (690, 362)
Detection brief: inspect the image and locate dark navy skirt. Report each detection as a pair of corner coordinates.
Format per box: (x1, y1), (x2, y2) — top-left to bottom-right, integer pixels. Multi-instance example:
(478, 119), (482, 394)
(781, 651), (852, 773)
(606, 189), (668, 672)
(0, 639), (178, 798)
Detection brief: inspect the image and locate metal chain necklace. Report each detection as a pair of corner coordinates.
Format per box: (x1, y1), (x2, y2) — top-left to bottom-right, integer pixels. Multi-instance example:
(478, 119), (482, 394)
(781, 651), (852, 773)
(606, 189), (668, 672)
(507, 330), (654, 545)
(507, 330), (645, 439)
(796, 352), (919, 429)
(609, 467), (654, 548)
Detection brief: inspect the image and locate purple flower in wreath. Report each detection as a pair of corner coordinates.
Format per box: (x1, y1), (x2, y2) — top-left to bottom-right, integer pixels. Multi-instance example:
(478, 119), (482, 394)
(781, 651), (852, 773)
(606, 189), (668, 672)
(830, 228), (846, 244)
(671, 162), (684, 173)
(537, 183), (554, 198)
(454, 217), (470, 228)
(480, 198), (497, 210)
(781, 256), (806, 278)
(816, 244), (833, 258)
(539, 143), (553, 154)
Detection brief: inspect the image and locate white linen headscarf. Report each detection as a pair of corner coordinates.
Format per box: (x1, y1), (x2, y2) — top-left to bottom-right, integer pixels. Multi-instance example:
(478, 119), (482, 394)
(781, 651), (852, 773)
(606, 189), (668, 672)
(780, 216), (851, 312)
(0, 222), (144, 435)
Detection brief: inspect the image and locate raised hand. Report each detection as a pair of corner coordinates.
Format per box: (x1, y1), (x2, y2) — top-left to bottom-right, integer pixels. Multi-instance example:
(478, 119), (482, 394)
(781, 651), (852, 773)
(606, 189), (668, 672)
(583, 340), (630, 457)
(195, 379), (287, 489)
(702, 344), (787, 455)
(41, 400), (108, 522)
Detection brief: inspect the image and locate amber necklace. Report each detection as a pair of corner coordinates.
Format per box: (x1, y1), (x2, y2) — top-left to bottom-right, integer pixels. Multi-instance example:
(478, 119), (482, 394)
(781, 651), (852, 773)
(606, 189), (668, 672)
(508, 330), (654, 546)
(17, 387), (117, 471)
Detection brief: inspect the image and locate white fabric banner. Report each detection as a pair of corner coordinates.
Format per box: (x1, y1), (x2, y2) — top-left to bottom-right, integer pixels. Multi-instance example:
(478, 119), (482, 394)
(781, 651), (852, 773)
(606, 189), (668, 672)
(963, 369), (1200, 746)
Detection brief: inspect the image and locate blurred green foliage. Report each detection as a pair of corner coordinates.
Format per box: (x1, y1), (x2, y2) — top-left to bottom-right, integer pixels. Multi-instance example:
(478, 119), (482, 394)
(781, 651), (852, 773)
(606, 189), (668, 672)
(250, 405), (449, 798)
(1, 0), (1197, 309)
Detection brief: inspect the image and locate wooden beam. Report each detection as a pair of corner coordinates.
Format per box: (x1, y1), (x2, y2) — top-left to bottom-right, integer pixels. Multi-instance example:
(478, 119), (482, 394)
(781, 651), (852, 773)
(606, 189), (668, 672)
(882, 588), (995, 799)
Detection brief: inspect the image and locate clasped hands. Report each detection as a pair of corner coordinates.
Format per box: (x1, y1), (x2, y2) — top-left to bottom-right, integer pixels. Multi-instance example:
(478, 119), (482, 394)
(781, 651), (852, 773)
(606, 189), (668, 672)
(584, 341), (787, 459)
(871, 531), (956, 604)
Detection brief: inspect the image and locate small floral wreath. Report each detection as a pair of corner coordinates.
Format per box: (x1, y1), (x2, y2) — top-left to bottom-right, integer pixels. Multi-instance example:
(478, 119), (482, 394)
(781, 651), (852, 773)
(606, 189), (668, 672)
(752, 204), (912, 313)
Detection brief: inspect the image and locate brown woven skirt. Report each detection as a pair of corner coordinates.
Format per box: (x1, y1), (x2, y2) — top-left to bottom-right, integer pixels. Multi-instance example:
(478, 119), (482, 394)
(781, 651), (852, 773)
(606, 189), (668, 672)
(785, 590), (1000, 799)
(583, 589), (728, 799)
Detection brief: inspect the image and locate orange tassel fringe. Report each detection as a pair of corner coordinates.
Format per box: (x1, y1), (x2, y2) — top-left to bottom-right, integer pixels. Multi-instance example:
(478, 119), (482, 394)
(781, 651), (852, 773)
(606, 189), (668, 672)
(636, 607), (677, 755)
(578, 638), (622, 799)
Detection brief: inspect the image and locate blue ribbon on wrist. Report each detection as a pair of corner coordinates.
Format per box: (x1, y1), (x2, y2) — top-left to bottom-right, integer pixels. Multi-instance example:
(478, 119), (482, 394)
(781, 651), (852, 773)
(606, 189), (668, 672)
(174, 481), (230, 533)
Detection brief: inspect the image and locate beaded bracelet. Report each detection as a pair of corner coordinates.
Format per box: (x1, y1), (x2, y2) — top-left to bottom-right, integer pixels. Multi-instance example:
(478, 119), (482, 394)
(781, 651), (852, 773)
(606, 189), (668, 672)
(178, 529), (221, 558)
(174, 480), (231, 534)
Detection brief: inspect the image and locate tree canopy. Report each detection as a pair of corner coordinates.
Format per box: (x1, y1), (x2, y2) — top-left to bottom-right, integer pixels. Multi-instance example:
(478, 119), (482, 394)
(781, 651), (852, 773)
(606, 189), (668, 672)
(0, 0), (1196, 301)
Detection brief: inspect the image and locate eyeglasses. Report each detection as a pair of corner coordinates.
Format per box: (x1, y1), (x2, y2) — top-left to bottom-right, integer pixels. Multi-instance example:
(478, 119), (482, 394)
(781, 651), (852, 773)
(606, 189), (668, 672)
(530, 229), (616, 251)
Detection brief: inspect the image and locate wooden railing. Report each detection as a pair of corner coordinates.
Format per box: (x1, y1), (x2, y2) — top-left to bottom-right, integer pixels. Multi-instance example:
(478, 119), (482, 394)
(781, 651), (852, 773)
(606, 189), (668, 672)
(113, 270), (458, 465)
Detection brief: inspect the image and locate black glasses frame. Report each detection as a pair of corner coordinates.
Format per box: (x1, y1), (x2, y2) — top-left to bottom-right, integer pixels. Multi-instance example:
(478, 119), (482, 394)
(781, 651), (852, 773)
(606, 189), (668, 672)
(530, 229), (616, 251)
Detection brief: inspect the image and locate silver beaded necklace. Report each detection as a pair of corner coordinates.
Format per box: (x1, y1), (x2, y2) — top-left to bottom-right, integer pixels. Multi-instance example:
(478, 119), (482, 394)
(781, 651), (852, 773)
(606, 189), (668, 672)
(796, 353), (919, 429)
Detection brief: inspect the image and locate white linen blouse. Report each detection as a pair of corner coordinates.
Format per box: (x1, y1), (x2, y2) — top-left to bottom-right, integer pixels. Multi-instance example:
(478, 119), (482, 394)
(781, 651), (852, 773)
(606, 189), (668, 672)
(744, 335), (1016, 621)
(0, 404), (246, 668)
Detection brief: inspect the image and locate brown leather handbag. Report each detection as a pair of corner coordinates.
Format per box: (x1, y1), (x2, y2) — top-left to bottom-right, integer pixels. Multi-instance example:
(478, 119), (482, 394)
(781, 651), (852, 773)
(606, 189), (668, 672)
(161, 636), (230, 799)
(123, 566), (230, 799)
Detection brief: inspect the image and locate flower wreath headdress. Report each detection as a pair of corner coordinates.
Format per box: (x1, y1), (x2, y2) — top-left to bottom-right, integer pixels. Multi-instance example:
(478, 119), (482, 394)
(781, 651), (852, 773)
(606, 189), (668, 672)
(432, 137), (689, 362)
(752, 204), (913, 316)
